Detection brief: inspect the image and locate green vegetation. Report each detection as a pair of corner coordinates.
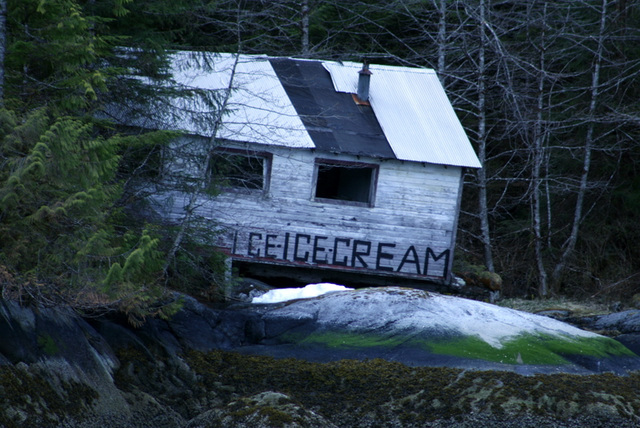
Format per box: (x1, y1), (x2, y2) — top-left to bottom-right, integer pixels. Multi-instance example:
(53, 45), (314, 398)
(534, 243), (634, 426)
(0, 0), (225, 318)
(37, 334), (59, 356)
(282, 329), (635, 366)
(428, 334), (636, 366)
(283, 330), (408, 349)
(0, 104), (181, 320)
(226, 394), (299, 428)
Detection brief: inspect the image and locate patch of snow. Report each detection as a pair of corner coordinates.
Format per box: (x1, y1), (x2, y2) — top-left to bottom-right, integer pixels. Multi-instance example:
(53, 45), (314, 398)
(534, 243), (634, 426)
(252, 283), (354, 304)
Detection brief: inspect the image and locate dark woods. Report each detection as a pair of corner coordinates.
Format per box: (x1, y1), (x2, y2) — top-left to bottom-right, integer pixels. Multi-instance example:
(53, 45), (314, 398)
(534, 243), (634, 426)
(2, 0), (640, 306)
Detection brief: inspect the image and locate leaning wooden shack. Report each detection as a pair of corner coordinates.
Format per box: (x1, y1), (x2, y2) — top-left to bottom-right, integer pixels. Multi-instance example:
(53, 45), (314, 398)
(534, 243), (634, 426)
(112, 52), (481, 289)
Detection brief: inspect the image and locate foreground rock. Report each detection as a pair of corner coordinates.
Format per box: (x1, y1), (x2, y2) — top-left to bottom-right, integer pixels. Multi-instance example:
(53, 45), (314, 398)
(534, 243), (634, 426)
(189, 351), (640, 428)
(184, 391), (337, 428)
(568, 309), (640, 357)
(2, 289), (640, 427)
(244, 287), (640, 375)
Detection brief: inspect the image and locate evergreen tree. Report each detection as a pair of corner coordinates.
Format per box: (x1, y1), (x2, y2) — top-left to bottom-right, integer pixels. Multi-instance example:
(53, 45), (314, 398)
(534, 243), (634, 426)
(0, 0), (6, 103)
(0, 0), (182, 320)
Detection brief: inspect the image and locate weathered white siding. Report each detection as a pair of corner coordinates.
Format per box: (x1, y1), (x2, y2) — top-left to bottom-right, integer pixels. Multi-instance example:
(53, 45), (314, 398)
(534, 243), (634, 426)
(152, 137), (464, 283)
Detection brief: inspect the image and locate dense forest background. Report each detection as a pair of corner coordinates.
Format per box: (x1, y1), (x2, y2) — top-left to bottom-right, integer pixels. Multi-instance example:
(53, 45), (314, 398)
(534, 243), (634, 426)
(1, 0), (640, 313)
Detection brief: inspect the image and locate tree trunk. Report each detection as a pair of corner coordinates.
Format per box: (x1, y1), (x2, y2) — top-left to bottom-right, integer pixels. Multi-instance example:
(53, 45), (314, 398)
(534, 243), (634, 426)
(436, 0), (446, 81)
(0, 0), (6, 104)
(162, 53), (241, 276)
(476, 0), (495, 272)
(532, 3), (549, 297)
(301, 0), (310, 56)
(550, 0), (608, 290)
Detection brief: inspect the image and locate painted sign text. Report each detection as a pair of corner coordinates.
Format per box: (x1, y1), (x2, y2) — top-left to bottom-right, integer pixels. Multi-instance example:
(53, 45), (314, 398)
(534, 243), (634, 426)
(225, 229), (450, 279)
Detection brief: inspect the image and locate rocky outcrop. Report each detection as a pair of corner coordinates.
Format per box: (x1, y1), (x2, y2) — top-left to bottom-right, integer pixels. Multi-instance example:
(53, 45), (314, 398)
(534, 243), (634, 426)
(0, 299), (131, 426)
(2, 290), (640, 427)
(569, 310), (640, 356)
(244, 287), (640, 375)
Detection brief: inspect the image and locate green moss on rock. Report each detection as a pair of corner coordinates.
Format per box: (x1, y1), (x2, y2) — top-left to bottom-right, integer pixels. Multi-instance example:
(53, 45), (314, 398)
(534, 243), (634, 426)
(283, 330), (407, 349)
(0, 364), (98, 428)
(184, 350), (640, 425)
(189, 391), (333, 427)
(427, 333), (635, 365)
(282, 329), (635, 366)
(37, 334), (59, 356)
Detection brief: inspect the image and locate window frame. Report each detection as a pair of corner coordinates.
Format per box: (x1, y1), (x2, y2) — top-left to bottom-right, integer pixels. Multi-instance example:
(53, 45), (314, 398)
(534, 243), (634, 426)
(207, 148), (272, 195)
(312, 158), (378, 207)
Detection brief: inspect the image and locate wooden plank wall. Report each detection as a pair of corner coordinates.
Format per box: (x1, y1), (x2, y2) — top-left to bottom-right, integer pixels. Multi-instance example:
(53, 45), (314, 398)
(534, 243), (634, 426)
(154, 140), (464, 283)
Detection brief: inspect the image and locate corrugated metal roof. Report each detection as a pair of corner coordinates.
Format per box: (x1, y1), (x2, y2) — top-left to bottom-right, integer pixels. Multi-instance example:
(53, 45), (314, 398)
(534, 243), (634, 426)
(115, 52), (480, 168)
(165, 52), (314, 148)
(323, 61), (482, 168)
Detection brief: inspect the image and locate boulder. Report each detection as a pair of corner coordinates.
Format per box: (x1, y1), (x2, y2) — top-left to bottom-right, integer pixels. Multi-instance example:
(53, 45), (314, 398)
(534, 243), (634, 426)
(185, 391), (337, 428)
(242, 287), (640, 375)
(592, 310), (640, 333)
(570, 309), (640, 356)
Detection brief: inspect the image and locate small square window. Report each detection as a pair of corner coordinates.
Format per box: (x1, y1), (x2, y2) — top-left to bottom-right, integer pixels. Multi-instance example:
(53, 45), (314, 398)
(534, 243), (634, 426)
(208, 150), (270, 193)
(314, 160), (377, 206)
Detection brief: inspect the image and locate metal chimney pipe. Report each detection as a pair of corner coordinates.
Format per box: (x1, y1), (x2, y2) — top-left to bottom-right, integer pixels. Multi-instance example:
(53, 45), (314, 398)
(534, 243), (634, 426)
(357, 60), (372, 101)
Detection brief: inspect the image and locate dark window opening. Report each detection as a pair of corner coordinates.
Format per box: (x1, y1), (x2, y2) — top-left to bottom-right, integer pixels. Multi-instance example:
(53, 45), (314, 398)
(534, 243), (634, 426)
(314, 161), (377, 205)
(208, 152), (268, 192)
